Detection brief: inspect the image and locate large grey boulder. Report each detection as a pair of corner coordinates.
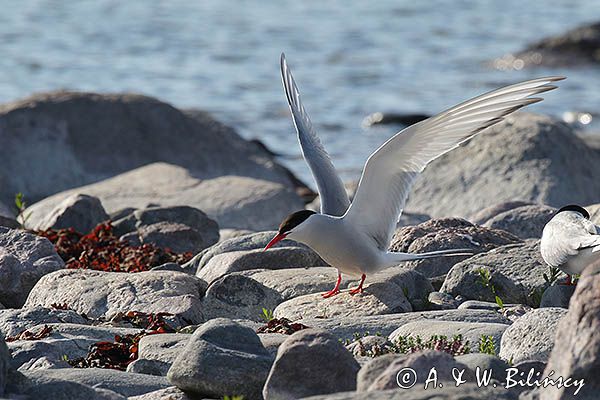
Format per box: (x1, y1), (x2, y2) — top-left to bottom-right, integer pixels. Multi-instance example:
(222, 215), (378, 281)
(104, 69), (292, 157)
(0, 306), (88, 337)
(390, 218), (521, 278)
(28, 193), (109, 233)
(0, 91), (303, 205)
(301, 309), (511, 340)
(540, 284), (575, 308)
(361, 350), (469, 391)
(128, 386), (193, 400)
(112, 205), (220, 254)
(540, 262), (600, 400)
(273, 269), (431, 320)
(201, 274), (284, 321)
(25, 163), (304, 231)
(499, 307), (567, 365)
(241, 267), (355, 300)
(389, 320), (508, 354)
(21, 368), (169, 397)
(185, 230), (318, 274)
(404, 113), (600, 219)
(24, 270), (207, 327)
(471, 201), (534, 225)
(197, 246), (325, 284)
(167, 318), (272, 399)
(0, 227), (65, 307)
(263, 329), (359, 399)
(441, 240), (555, 307)
(482, 205), (556, 240)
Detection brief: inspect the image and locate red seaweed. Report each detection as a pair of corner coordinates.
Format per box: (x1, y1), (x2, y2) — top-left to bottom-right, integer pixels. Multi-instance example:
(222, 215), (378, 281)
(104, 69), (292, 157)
(257, 318), (309, 335)
(37, 223), (192, 272)
(6, 325), (53, 342)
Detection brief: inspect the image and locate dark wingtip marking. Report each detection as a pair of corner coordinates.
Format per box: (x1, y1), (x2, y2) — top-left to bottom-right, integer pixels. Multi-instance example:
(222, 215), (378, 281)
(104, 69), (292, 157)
(557, 204), (590, 219)
(279, 210), (316, 233)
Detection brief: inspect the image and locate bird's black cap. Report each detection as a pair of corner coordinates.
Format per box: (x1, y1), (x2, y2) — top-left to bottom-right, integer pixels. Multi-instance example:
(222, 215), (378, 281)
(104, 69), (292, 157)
(279, 210), (316, 233)
(557, 204), (590, 219)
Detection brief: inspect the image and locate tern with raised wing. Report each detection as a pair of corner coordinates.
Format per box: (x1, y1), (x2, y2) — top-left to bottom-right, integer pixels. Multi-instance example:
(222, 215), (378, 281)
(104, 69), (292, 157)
(541, 205), (600, 285)
(265, 53), (563, 298)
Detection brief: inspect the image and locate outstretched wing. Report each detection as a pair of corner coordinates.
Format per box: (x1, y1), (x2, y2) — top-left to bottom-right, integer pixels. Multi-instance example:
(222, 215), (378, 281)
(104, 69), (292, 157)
(344, 76), (564, 249)
(281, 53), (350, 216)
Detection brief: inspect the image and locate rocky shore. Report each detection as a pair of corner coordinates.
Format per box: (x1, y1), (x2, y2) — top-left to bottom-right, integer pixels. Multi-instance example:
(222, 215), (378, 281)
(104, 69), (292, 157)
(0, 91), (599, 399)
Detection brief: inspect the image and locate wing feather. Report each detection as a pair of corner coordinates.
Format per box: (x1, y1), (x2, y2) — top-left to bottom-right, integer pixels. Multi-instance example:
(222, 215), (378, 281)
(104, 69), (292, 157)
(280, 53), (350, 216)
(344, 76), (564, 249)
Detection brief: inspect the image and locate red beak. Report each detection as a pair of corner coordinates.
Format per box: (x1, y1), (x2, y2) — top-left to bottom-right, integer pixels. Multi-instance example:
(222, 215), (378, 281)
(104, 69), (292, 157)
(264, 232), (287, 251)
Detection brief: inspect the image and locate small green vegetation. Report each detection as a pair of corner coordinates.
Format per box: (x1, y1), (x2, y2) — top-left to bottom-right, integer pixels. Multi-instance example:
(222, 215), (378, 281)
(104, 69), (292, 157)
(223, 396), (244, 400)
(14, 192), (31, 228)
(478, 267), (504, 309)
(260, 308), (274, 322)
(478, 335), (497, 356)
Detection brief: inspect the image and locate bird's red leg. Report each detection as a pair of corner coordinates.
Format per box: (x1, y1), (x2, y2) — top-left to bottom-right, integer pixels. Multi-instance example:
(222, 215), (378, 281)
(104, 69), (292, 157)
(322, 274), (342, 298)
(564, 274), (576, 286)
(349, 274), (366, 295)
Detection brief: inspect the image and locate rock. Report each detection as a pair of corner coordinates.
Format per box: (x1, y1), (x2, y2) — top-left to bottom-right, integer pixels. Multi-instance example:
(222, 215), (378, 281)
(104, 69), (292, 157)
(0, 227), (65, 307)
(11, 371), (127, 400)
(126, 359), (171, 376)
(259, 333), (289, 357)
(587, 202), (600, 224)
(540, 262), (600, 400)
(471, 201), (534, 225)
(201, 274), (284, 321)
(197, 247), (325, 284)
(540, 285), (575, 308)
(458, 300), (501, 311)
(136, 222), (208, 254)
(0, 306), (88, 337)
(427, 292), (460, 310)
(24, 270), (207, 327)
(167, 318), (272, 399)
(242, 267), (355, 300)
(128, 386), (194, 400)
(0, 216), (19, 229)
(495, 21), (600, 68)
(0, 91), (303, 206)
(8, 323), (141, 370)
(441, 240), (556, 307)
(0, 334), (8, 395)
(28, 193), (109, 233)
(0, 201), (12, 218)
(113, 205), (220, 244)
(219, 228), (255, 242)
(263, 329), (359, 399)
(390, 218), (521, 277)
(404, 113), (600, 219)
(21, 368), (169, 397)
(26, 163), (304, 231)
(273, 270), (419, 320)
(302, 385), (518, 399)
(455, 353), (509, 380)
(390, 320), (507, 354)
(297, 309), (511, 341)
(482, 205), (556, 239)
(499, 308), (567, 365)
(396, 211), (431, 227)
(364, 350), (469, 391)
(138, 333), (190, 365)
(184, 230), (315, 274)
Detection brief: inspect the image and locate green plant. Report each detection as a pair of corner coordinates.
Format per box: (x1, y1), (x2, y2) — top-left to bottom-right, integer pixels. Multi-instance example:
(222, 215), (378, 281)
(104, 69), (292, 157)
(260, 308), (274, 322)
(223, 396), (244, 400)
(14, 192), (31, 228)
(478, 335), (497, 356)
(478, 267), (504, 309)
(543, 266), (561, 285)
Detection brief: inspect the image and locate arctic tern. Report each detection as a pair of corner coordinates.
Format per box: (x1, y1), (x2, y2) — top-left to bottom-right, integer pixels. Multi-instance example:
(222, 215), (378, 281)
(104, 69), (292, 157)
(265, 53), (563, 298)
(541, 205), (600, 284)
